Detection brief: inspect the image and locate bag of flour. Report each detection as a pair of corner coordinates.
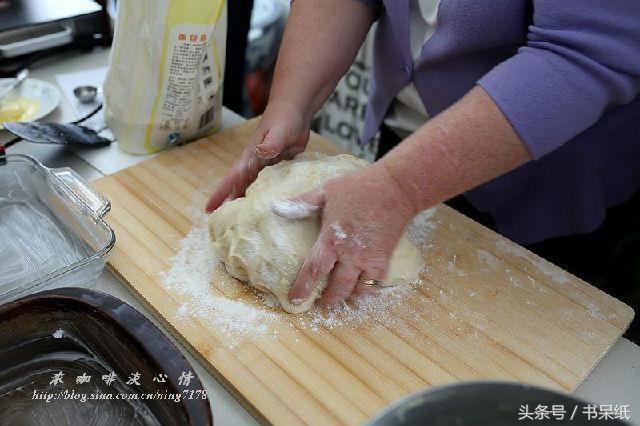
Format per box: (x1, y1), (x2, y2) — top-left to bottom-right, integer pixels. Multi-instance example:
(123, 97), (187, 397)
(104, 0), (227, 154)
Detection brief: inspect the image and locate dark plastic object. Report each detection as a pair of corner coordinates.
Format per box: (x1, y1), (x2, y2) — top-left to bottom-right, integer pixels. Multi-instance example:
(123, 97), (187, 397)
(0, 288), (212, 425)
(3, 122), (111, 146)
(366, 382), (630, 426)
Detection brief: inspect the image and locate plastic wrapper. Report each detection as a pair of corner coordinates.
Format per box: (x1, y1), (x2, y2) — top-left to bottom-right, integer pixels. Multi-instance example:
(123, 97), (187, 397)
(104, 0), (227, 154)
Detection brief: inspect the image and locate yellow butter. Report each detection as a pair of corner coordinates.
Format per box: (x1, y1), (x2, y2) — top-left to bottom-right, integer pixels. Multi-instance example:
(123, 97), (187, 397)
(0, 97), (40, 122)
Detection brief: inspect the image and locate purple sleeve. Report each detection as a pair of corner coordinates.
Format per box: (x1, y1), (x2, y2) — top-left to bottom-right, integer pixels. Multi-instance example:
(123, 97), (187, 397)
(477, 0), (640, 160)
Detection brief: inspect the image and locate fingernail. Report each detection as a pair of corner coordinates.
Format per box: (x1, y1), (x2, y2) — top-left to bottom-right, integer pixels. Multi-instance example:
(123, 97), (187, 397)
(255, 145), (278, 159)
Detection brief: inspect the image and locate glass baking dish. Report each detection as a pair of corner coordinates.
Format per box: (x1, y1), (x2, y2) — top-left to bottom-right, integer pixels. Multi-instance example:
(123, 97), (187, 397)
(0, 154), (114, 304)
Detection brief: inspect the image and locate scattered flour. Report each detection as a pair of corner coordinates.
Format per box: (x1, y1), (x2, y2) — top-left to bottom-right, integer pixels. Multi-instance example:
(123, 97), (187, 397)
(505, 269), (522, 288)
(270, 199), (318, 219)
(293, 284), (420, 332)
(159, 207), (437, 348)
(477, 249), (500, 271)
(407, 208), (436, 246)
(330, 222), (347, 240)
(532, 260), (570, 284)
(446, 257), (470, 277)
(558, 307), (574, 320)
(495, 239), (570, 284)
(159, 222), (279, 348)
(579, 330), (603, 344)
(586, 302), (603, 319)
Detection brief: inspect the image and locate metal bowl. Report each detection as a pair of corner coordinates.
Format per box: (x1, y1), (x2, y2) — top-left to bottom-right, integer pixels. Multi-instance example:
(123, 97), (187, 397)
(366, 381), (629, 426)
(0, 288), (212, 425)
(73, 85), (99, 103)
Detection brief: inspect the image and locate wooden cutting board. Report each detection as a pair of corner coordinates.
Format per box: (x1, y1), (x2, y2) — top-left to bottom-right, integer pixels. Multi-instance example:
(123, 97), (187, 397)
(93, 119), (634, 425)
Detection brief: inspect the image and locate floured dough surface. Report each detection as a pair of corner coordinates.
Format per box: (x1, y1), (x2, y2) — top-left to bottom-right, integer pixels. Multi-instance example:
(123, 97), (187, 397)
(209, 153), (424, 313)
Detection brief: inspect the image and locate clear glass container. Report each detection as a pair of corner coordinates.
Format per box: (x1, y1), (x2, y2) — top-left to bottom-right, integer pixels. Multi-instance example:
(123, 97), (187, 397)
(0, 154), (115, 303)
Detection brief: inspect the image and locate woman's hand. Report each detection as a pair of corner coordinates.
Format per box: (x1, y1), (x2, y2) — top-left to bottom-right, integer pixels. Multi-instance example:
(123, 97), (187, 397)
(206, 0), (376, 213)
(206, 100), (310, 212)
(274, 162), (418, 308)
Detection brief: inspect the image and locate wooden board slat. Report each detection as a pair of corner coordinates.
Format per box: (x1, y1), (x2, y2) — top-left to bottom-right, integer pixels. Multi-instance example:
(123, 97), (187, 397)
(93, 119), (634, 425)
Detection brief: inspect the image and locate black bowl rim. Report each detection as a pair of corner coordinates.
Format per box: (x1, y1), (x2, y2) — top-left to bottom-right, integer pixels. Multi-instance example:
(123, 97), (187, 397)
(0, 287), (213, 426)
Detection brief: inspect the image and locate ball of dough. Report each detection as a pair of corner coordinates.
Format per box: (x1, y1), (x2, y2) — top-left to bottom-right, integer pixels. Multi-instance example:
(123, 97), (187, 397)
(209, 153), (423, 313)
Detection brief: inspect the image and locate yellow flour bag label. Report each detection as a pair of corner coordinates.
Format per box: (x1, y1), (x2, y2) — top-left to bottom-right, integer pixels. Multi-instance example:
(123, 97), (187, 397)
(104, 0), (227, 154)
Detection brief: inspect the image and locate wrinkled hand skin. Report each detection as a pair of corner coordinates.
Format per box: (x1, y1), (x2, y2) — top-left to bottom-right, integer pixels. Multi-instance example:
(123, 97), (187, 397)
(288, 162), (417, 308)
(206, 100), (310, 213)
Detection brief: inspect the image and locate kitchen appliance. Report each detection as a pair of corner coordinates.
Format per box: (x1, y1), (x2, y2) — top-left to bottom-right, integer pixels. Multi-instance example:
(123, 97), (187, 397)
(0, 0), (110, 76)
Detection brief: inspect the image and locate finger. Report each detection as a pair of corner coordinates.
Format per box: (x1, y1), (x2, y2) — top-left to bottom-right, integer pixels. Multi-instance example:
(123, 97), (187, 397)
(231, 155), (262, 198)
(280, 141), (306, 160)
(205, 163), (252, 212)
(255, 127), (285, 159)
(361, 266), (389, 282)
(351, 283), (380, 297)
(295, 187), (325, 209)
(319, 262), (360, 308)
(205, 148), (266, 213)
(351, 265), (388, 296)
(205, 175), (235, 212)
(289, 236), (337, 303)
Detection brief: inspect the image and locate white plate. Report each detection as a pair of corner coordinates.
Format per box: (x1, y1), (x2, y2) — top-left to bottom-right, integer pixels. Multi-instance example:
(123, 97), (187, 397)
(0, 78), (61, 123)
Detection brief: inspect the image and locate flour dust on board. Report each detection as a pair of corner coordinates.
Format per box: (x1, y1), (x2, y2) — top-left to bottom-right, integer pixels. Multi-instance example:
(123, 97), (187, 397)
(159, 208), (437, 349)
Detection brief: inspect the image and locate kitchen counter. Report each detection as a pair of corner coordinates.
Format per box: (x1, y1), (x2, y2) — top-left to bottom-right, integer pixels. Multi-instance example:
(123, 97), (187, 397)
(3, 47), (638, 425)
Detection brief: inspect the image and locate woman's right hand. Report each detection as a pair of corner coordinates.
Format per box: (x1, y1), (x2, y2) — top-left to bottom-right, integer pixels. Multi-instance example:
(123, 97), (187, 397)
(205, 100), (311, 212)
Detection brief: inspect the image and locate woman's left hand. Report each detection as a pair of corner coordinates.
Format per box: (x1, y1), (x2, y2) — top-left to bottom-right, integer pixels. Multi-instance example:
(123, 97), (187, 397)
(273, 162), (417, 308)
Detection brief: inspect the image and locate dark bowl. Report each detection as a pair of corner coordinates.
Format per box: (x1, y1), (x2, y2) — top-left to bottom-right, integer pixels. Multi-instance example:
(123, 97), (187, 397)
(0, 288), (212, 425)
(366, 381), (630, 426)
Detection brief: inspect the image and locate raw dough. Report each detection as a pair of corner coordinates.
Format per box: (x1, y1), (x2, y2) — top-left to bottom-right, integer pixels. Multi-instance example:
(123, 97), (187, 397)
(209, 153), (424, 313)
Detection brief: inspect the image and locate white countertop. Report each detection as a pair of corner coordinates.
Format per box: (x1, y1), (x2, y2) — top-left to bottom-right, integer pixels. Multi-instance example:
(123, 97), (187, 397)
(4, 47), (639, 425)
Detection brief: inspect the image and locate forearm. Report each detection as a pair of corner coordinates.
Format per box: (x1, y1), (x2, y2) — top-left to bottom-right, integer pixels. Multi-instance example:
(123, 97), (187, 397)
(268, 0), (376, 122)
(378, 86), (532, 214)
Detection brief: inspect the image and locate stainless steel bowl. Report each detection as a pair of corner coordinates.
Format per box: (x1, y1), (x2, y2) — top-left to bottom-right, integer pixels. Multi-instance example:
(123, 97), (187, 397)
(366, 381), (630, 426)
(73, 85), (99, 103)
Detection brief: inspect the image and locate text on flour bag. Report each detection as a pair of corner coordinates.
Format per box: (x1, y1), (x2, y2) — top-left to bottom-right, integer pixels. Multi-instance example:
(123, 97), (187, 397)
(104, 0), (227, 154)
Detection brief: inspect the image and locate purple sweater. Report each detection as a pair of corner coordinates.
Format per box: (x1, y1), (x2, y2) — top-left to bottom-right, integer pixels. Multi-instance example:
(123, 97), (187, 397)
(360, 0), (640, 244)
